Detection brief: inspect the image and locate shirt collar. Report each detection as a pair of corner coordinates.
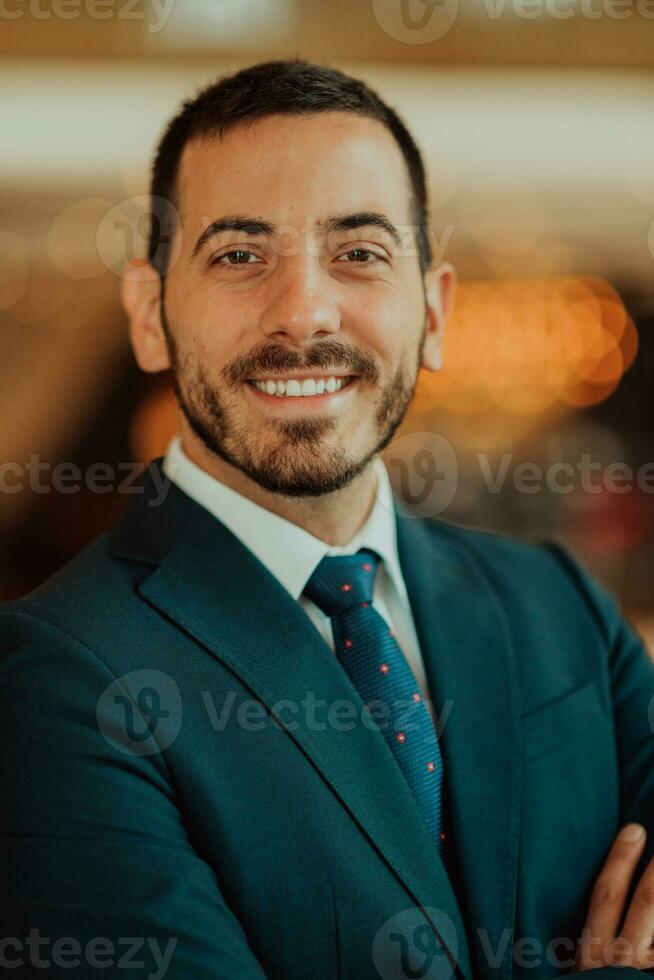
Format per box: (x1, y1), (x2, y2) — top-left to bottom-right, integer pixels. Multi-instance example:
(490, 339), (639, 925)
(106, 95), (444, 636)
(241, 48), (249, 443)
(162, 435), (407, 603)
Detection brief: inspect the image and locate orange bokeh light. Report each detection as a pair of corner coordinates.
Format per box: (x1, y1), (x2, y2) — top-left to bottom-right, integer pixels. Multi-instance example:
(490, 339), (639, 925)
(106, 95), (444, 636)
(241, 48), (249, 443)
(418, 276), (637, 416)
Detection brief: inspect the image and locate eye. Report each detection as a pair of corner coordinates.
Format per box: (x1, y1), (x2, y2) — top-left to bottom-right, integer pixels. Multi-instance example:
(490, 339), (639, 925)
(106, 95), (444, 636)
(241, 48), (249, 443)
(336, 248), (385, 265)
(210, 249), (263, 267)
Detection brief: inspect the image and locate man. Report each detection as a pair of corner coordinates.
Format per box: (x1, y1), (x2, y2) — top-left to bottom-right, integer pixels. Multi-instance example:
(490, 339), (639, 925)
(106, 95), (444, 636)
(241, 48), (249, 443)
(1, 59), (654, 979)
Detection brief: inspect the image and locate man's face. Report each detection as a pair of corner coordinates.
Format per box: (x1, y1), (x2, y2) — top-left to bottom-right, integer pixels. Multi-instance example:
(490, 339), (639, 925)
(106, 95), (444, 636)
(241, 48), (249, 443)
(136, 111), (448, 497)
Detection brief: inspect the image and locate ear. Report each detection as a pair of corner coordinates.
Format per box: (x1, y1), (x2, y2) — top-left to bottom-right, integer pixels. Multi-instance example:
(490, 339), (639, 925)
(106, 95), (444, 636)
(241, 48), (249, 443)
(121, 260), (171, 373)
(421, 261), (457, 373)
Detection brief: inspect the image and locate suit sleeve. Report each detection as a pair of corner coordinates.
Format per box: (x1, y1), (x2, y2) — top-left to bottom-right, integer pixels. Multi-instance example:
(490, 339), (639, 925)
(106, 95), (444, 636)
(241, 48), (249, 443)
(541, 543), (654, 978)
(0, 610), (269, 979)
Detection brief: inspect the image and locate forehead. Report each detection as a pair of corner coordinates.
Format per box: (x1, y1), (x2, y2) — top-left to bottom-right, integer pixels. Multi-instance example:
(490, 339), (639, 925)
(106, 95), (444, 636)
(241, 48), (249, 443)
(176, 111), (415, 229)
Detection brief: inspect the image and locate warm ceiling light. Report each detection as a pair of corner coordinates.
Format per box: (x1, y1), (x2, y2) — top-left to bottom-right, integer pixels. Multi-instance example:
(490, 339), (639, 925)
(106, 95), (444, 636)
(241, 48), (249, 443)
(147, 0), (298, 48)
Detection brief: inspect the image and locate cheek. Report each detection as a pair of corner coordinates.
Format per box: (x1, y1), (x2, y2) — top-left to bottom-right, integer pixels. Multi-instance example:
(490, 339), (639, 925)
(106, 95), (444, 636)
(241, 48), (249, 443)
(347, 307), (394, 363)
(348, 289), (422, 360)
(175, 299), (241, 365)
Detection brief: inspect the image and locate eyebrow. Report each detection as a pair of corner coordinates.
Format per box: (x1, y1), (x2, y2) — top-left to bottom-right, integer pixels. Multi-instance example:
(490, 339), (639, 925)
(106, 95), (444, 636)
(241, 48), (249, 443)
(189, 211), (403, 261)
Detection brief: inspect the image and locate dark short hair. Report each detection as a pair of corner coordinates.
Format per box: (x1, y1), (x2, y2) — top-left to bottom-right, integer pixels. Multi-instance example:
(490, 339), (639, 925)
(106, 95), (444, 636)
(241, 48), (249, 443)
(147, 58), (432, 277)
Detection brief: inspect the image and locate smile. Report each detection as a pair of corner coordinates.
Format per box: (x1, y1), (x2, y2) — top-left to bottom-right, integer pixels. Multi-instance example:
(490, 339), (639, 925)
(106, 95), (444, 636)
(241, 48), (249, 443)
(245, 375), (357, 398)
(244, 374), (359, 410)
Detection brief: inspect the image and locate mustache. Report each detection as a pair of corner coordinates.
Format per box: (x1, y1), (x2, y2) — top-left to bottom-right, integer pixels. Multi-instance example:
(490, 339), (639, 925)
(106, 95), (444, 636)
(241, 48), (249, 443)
(224, 339), (379, 385)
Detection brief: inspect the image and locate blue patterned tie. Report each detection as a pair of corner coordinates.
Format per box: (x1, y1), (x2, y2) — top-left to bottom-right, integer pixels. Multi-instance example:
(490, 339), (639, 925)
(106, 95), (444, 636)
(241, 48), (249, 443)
(303, 547), (446, 855)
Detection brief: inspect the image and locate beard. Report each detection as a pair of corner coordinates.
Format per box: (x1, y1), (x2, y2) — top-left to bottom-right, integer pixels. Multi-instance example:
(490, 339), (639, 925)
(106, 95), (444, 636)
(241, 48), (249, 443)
(161, 293), (426, 498)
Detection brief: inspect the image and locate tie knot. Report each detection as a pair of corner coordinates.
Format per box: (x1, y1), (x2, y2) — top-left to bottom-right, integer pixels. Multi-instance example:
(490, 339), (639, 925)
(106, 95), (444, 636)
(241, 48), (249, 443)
(303, 548), (381, 617)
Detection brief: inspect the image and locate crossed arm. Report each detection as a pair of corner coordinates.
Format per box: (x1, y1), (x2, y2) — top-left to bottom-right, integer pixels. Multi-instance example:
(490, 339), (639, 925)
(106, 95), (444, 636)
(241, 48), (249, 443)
(541, 543), (654, 977)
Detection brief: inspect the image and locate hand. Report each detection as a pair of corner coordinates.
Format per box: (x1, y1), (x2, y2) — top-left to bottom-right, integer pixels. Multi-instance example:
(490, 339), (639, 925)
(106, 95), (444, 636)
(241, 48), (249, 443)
(576, 823), (654, 971)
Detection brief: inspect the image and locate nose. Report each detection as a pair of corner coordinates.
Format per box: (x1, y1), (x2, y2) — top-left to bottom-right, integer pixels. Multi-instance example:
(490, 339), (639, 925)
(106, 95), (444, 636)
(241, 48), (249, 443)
(258, 254), (341, 346)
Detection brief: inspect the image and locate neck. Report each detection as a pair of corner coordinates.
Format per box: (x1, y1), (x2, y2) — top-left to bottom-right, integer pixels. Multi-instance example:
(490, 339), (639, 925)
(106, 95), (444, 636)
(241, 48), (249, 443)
(178, 428), (379, 547)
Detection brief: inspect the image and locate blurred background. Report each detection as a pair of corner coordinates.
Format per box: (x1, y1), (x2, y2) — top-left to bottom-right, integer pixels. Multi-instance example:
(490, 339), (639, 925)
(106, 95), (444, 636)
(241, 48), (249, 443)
(1, 0), (653, 647)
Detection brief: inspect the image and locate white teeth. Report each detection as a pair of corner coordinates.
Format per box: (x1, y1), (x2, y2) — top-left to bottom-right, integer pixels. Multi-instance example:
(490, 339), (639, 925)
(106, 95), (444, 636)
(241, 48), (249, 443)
(251, 376), (352, 397)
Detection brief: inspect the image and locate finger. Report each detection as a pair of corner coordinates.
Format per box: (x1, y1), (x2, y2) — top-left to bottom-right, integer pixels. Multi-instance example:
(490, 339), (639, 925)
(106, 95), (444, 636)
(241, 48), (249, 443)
(577, 824), (647, 971)
(619, 843), (654, 969)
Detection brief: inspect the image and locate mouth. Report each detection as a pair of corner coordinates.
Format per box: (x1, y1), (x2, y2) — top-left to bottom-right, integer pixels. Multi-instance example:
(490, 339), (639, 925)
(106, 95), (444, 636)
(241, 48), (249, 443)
(244, 374), (359, 411)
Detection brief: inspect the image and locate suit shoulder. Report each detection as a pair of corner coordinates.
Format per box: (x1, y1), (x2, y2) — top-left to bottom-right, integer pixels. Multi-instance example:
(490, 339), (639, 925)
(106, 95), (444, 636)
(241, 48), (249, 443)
(1, 525), (145, 649)
(424, 516), (620, 639)
(424, 515), (553, 572)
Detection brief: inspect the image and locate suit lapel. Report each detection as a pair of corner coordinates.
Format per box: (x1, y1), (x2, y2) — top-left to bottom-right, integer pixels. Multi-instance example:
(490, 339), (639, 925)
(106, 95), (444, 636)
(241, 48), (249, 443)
(111, 460), (517, 980)
(395, 505), (522, 980)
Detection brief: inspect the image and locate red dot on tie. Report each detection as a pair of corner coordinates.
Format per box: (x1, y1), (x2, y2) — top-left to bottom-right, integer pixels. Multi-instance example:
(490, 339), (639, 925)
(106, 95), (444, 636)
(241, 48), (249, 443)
(362, 562), (372, 571)
(340, 583), (352, 592)
(344, 639), (353, 649)
(427, 761), (436, 772)
(360, 601), (369, 608)
(439, 831), (447, 843)
(412, 692), (421, 702)
(396, 731), (407, 743)
(379, 663), (390, 675)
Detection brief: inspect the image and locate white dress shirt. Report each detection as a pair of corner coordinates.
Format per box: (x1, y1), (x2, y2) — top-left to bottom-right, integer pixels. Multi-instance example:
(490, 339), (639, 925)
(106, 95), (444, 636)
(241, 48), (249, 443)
(162, 436), (434, 713)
